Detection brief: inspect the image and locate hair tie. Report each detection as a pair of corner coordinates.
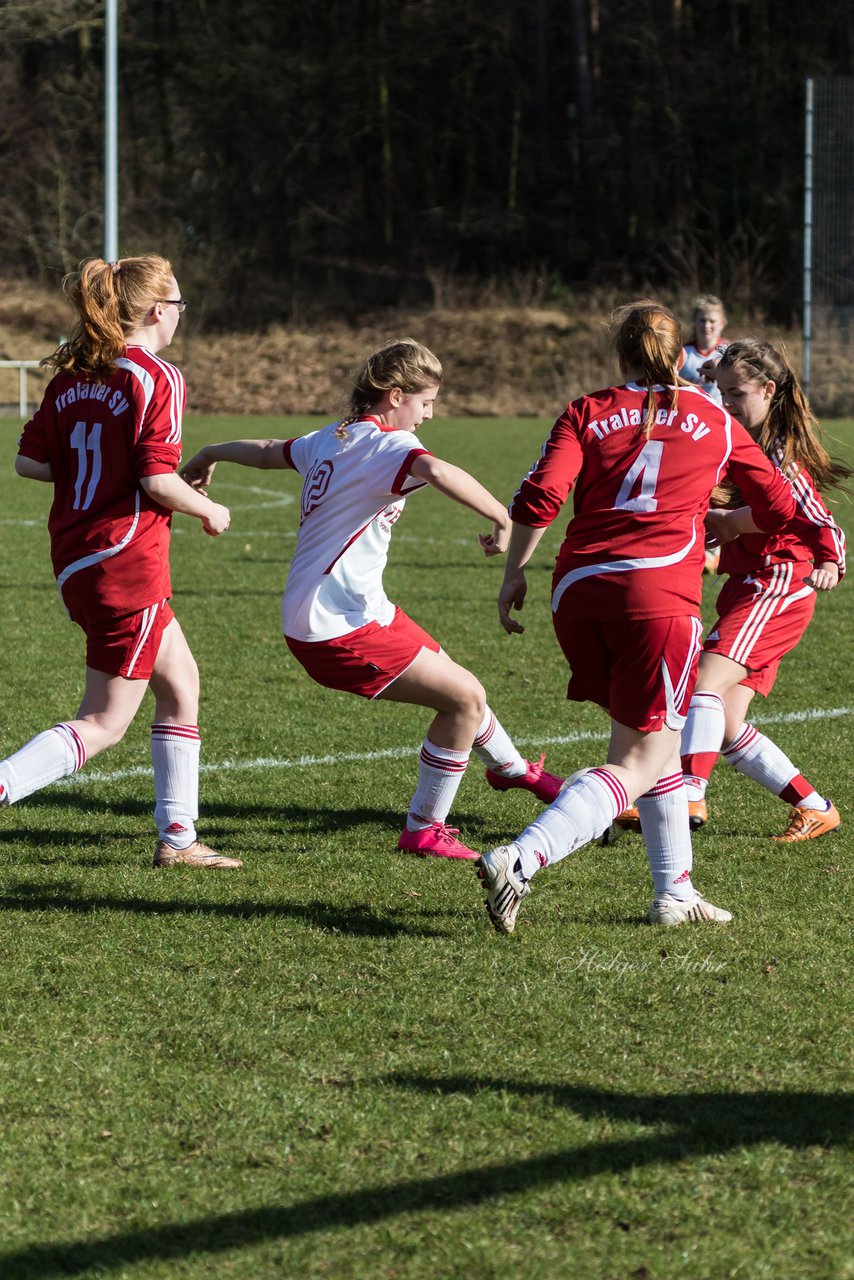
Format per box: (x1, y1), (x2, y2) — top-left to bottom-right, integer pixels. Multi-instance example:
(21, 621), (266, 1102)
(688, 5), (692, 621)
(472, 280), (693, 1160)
(109, 261), (121, 276)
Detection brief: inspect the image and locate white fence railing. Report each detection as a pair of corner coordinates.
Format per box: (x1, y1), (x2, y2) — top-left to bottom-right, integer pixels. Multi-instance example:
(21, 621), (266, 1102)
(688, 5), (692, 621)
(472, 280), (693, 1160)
(0, 360), (43, 417)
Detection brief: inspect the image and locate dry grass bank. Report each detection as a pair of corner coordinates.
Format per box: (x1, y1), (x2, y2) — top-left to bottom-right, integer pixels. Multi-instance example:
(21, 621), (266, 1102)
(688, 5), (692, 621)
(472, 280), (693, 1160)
(3, 277), (843, 419)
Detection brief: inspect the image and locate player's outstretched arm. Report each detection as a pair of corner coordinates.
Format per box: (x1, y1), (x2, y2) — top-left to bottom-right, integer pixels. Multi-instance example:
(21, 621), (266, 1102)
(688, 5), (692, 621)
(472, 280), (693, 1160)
(181, 439), (289, 490)
(409, 454), (508, 525)
(140, 472), (231, 537)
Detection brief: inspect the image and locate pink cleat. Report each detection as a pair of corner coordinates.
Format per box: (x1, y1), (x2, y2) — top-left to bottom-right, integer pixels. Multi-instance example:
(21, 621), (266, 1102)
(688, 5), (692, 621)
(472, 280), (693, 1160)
(397, 822), (480, 861)
(485, 754), (563, 805)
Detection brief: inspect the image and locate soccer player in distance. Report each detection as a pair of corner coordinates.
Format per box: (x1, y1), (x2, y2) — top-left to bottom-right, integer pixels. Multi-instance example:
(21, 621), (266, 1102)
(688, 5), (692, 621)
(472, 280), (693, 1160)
(180, 339), (562, 860)
(677, 339), (846, 842)
(476, 300), (811, 933)
(678, 294), (730, 574)
(0, 255), (240, 869)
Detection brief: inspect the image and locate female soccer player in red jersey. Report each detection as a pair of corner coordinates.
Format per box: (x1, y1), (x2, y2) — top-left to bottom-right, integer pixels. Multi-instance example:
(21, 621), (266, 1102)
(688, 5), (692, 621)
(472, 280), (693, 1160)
(181, 339), (562, 861)
(679, 339), (847, 842)
(476, 301), (814, 932)
(0, 255), (240, 868)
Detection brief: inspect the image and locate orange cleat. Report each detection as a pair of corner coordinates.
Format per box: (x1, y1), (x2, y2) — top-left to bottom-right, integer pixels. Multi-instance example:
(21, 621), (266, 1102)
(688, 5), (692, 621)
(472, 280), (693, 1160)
(771, 802), (840, 843)
(688, 799), (708, 830)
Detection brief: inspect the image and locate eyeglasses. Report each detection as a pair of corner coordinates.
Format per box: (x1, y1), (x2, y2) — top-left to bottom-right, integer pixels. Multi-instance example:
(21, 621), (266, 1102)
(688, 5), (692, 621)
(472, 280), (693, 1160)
(160, 298), (188, 313)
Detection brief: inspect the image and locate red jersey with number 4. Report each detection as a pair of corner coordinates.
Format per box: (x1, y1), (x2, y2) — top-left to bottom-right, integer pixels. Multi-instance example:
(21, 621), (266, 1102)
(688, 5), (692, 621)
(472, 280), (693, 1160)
(17, 345), (184, 621)
(510, 382), (797, 620)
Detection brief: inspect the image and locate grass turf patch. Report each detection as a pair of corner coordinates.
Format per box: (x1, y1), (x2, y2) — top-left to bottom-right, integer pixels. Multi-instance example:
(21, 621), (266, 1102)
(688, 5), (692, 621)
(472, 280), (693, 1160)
(0, 415), (851, 1279)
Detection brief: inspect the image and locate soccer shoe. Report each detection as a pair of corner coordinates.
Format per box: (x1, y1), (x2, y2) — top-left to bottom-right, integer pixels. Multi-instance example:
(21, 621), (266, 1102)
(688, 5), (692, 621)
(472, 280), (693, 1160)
(770, 801), (840, 843)
(485, 754), (563, 804)
(617, 805), (642, 832)
(649, 892), (732, 926)
(397, 822), (479, 861)
(476, 845), (531, 935)
(688, 799), (708, 831)
(703, 546), (721, 575)
(153, 840), (243, 868)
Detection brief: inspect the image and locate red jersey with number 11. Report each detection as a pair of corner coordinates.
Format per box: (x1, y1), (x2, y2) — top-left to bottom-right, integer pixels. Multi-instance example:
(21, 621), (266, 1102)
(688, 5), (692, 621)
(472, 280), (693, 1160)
(510, 382), (797, 620)
(17, 345), (184, 621)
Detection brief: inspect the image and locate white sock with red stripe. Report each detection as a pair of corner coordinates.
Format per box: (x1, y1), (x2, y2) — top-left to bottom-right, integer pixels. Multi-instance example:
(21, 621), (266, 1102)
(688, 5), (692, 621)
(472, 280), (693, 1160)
(680, 691), (726, 800)
(723, 724), (824, 809)
(0, 722), (87, 804)
(151, 723), (200, 848)
(637, 773), (696, 898)
(470, 708), (526, 777)
(515, 767), (628, 878)
(406, 738), (469, 830)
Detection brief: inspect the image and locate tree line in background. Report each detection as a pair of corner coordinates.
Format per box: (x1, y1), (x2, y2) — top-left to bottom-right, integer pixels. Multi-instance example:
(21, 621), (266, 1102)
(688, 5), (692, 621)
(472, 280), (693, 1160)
(1, 0), (852, 330)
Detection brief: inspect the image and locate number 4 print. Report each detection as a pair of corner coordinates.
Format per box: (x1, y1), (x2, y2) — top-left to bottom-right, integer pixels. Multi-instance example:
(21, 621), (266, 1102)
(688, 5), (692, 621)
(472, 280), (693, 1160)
(613, 440), (663, 512)
(70, 420), (103, 510)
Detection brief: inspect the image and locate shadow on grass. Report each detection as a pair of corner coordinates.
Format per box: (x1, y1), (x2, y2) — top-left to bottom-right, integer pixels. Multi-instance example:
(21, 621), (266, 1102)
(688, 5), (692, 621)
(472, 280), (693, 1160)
(7, 795), (493, 840)
(0, 884), (451, 938)
(1, 1081), (849, 1278)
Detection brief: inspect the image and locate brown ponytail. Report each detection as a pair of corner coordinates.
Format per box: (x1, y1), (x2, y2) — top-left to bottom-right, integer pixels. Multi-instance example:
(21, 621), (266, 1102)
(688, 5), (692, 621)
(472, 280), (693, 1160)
(42, 254), (175, 377)
(610, 300), (683, 438)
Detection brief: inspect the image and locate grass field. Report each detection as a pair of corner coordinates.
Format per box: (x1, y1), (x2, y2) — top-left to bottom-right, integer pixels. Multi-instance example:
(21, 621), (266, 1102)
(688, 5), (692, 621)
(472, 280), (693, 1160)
(0, 414), (852, 1280)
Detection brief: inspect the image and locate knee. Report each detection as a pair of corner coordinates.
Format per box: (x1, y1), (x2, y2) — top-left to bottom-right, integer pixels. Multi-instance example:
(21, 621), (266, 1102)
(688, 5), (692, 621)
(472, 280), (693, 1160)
(457, 676), (486, 726)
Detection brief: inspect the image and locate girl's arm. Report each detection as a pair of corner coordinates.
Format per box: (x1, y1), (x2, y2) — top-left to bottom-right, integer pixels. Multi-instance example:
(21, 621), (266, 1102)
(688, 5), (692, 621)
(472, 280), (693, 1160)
(15, 456), (53, 482)
(181, 439), (291, 490)
(497, 522), (550, 635)
(140, 472), (231, 536)
(409, 453), (509, 552)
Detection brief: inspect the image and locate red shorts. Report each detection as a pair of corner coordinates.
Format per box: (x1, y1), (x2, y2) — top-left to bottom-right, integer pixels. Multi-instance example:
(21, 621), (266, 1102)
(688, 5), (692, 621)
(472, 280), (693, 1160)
(553, 609), (703, 732)
(79, 599), (174, 679)
(703, 567), (817, 696)
(285, 606), (441, 700)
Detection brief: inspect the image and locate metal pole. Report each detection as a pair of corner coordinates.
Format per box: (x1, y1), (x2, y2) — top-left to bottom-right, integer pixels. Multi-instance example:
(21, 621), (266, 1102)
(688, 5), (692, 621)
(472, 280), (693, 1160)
(19, 365), (27, 418)
(104, 0), (118, 261)
(803, 77), (814, 398)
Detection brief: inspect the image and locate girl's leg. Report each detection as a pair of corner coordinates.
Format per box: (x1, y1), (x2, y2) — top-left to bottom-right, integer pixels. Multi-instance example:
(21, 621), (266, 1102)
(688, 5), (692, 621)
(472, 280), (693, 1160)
(146, 618), (240, 867)
(0, 668), (147, 804)
(721, 695), (839, 841)
(378, 649), (484, 855)
(680, 653), (749, 800)
(147, 619), (202, 849)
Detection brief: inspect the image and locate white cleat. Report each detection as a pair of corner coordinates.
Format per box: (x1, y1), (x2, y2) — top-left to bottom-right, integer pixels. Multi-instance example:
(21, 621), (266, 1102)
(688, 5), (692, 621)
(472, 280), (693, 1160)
(649, 892), (732, 927)
(476, 845), (530, 935)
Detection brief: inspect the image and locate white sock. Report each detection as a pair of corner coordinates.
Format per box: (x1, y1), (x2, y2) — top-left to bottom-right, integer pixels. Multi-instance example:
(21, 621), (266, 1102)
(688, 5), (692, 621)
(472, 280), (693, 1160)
(470, 708), (526, 777)
(515, 767), (628, 878)
(637, 773), (695, 898)
(151, 723), (200, 848)
(406, 738), (469, 830)
(681, 691), (725, 800)
(0, 722), (86, 804)
(723, 723), (819, 803)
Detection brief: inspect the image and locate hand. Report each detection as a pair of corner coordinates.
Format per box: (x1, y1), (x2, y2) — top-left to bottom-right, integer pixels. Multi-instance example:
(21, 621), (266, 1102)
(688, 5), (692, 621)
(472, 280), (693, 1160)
(705, 508), (742, 545)
(498, 573), (527, 634)
(479, 520), (509, 557)
(805, 561), (839, 592)
(181, 451), (216, 492)
(201, 502), (231, 537)
(699, 357), (722, 382)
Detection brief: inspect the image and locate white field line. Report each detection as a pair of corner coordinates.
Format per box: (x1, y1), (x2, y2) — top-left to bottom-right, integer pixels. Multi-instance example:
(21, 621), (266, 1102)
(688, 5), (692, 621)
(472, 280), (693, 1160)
(56, 704), (853, 788)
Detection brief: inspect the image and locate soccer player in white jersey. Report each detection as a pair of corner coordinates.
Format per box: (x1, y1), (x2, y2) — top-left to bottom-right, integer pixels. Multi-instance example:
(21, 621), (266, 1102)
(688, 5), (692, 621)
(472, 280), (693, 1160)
(678, 294), (729, 405)
(1, 255), (239, 868)
(181, 339), (562, 860)
(678, 295), (730, 574)
(475, 301), (813, 933)
(676, 339), (846, 842)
